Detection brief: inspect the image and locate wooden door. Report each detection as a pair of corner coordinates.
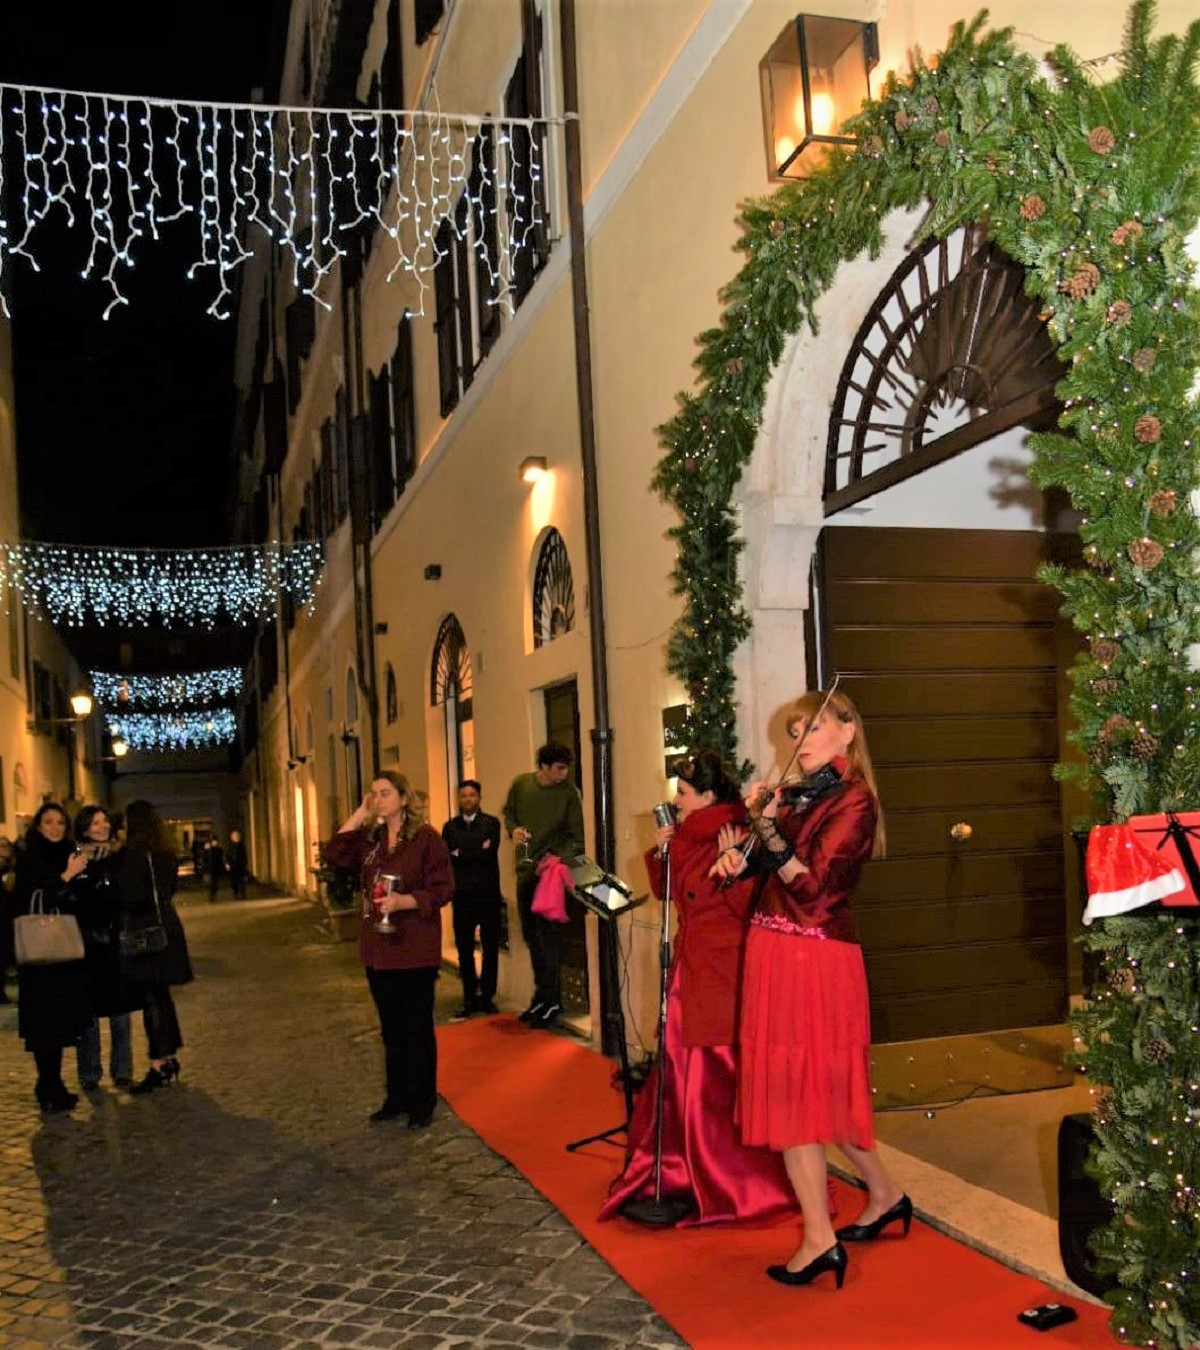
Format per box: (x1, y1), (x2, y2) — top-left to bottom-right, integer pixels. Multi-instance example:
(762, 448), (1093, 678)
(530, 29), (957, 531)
(543, 680), (589, 1014)
(813, 526), (1076, 1044)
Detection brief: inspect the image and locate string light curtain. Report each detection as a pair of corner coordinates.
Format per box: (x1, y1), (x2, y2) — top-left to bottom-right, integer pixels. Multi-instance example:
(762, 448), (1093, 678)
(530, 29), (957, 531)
(89, 667), (243, 708)
(0, 539), (322, 627)
(0, 84), (554, 319)
(107, 708), (237, 752)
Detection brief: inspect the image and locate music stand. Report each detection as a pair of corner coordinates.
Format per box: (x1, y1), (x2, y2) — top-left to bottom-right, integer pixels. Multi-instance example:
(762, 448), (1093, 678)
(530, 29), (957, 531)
(564, 856), (646, 1153)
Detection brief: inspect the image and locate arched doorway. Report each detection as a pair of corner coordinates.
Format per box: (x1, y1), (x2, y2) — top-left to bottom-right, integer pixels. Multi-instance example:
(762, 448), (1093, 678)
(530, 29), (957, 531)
(741, 215), (1080, 1103)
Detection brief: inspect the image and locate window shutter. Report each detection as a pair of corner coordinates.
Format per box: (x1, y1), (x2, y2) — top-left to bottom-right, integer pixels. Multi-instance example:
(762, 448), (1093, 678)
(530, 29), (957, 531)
(335, 388), (351, 523)
(369, 369), (394, 531)
(414, 0), (445, 46)
(454, 194), (474, 391)
(473, 128), (500, 355)
(434, 219), (459, 416)
(391, 314), (417, 486)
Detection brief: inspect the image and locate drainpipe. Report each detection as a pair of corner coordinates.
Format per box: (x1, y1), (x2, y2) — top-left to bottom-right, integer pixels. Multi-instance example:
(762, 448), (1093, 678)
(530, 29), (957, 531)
(561, 0), (619, 1054)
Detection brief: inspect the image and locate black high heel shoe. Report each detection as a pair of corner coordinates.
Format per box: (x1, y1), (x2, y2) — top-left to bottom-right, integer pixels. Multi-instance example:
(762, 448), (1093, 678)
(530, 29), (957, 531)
(129, 1066), (170, 1095)
(162, 1058), (181, 1082)
(766, 1243), (848, 1289)
(835, 1193), (913, 1243)
(34, 1083), (78, 1113)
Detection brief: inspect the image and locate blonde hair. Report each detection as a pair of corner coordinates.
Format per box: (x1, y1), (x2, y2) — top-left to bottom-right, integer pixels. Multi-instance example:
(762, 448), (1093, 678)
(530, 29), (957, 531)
(373, 769), (424, 842)
(788, 689), (886, 859)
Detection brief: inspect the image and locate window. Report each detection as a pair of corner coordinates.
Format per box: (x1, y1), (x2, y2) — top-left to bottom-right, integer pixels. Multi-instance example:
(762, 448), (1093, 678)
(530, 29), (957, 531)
(414, 0), (445, 46)
(345, 668), (360, 726)
(505, 1), (550, 309)
(7, 586), (18, 680)
(369, 315), (417, 530)
(430, 614), (475, 792)
(434, 219), (459, 417)
(382, 0), (405, 109)
(532, 529), (576, 647)
(32, 660), (52, 726)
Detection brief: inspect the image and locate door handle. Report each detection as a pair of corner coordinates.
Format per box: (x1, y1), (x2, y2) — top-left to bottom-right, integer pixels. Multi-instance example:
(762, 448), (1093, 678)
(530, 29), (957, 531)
(949, 822), (973, 842)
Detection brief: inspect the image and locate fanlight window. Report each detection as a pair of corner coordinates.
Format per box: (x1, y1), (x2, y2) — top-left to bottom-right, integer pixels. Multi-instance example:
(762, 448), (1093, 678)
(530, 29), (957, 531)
(826, 222), (1066, 515)
(532, 528), (575, 649)
(431, 614), (473, 714)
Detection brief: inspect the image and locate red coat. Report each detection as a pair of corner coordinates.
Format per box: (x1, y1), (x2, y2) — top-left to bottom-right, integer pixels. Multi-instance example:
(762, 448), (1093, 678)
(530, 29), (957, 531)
(753, 778), (878, 944)
(324, 823), (453, 970)
(645, 800), (756, 1048)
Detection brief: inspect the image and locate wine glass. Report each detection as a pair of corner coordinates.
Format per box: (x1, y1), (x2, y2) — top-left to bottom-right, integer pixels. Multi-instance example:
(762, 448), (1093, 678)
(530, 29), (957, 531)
(376, 873), (402, 933)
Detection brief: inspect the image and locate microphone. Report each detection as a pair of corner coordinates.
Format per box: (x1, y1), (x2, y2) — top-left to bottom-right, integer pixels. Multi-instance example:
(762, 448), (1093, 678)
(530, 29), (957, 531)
(652, 802), (677, 858)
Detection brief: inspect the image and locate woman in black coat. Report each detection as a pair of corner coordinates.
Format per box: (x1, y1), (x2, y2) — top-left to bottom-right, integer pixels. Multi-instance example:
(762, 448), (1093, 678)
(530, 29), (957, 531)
(69, 806), (141, 1090)
(117, 800), (193, 1094)
(15, 803), (93, 1112)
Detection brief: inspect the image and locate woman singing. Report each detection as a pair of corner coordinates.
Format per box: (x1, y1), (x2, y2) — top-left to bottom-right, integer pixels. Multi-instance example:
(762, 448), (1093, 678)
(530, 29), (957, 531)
(324, 770), (453, 1129)
(601, 750), (794, 1226)
(718, 689), (909, 1288)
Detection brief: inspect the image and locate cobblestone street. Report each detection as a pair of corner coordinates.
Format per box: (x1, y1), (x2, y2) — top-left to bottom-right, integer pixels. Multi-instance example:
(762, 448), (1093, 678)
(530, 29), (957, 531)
(0, 897), (685, 1349)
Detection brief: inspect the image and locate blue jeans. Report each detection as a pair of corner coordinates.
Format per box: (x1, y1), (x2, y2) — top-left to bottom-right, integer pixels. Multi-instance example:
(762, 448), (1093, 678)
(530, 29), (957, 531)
(76, 1015), (133, 1085)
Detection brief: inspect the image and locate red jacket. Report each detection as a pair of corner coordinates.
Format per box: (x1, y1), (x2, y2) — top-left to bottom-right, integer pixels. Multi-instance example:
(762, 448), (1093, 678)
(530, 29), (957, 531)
(753, 778), (878, 944)
(644, 800), (757, 1048)
(324, 823), (453, 970)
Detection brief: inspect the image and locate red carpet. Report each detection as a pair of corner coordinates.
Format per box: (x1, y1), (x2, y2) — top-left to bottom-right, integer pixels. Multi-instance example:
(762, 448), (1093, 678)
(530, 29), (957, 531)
(439, 1015), (1117, 1348)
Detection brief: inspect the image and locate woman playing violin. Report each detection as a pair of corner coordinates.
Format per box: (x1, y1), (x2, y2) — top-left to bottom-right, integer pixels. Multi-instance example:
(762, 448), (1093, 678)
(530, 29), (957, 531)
(714, 688), (910, 1289)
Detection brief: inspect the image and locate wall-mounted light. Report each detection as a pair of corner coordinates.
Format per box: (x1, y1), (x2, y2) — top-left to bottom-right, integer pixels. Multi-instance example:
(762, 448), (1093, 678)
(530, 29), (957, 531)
(760, 14), (878, 180)
(111, 737), (129, 759)
(520, 455), (548, 484)
(69, 690), (94, 718)
(423, 564), (443, 581)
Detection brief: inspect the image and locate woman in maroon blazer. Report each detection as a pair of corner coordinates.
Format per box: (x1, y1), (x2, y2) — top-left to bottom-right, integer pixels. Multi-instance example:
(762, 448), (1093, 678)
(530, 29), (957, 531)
(718, 689), (909, 1290)
(601, 750), (794, 1225)
(325, 769), (453, 1128)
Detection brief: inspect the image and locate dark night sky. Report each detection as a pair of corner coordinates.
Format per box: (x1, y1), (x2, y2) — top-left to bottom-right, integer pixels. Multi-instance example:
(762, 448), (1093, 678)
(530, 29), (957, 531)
(0, 3), (278, 550)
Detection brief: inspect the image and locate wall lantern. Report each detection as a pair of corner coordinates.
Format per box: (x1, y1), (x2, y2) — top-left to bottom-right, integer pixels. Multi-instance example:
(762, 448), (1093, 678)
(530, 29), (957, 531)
(520, 455), (548, 484)
(69, 690), (94, 718)
(111, 737), (129, 759)
(760, 13), (878, 180)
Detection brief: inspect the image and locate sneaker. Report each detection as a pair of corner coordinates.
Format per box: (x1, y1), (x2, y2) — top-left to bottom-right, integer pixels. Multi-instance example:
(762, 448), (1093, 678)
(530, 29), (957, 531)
(538, 1003), (564, 1027)
(518, 1001), (545, 1024)
(476, 999), (499, 1015)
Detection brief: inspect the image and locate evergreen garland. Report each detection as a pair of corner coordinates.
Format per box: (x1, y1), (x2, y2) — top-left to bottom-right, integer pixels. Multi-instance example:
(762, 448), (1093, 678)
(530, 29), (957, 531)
(652, 5), (1200, 1344)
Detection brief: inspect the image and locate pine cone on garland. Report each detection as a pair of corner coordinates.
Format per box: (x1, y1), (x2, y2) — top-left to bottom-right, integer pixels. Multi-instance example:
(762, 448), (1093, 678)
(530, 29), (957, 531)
(893, 108), (912, 133)
(1091, 1087), (1114, 1125)
(1106, 965), (1137, 995)
(1134, 414), (1161, 444)
(768, 219), (786, 238)
(1171, 1189), (1198, 1217)
(934, 129), (951, 148)
(1091, 677), (1119, 696)
(1129, 731), (1159, 760)
(1090, 637), (1119, 669)
(860, 135), (884, 159)
(1142, 1037), (1171, 1064)
(1059, 262), (1101, 299)
(1088, 125), (1116, 154)
(1149, 489), (1177, 517)
(1132, 347), (1157, 374)
(1111, 219), (1143, 245)
(1127, 537), (1165, 569)
(1019, 194), (1046, 221)
(1106, 300), (1132, 325)
(922, 96), (940, 116)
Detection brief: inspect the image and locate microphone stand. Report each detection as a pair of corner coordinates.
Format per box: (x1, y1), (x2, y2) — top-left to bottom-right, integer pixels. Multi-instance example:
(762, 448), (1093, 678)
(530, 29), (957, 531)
(620, 841), (691, 1226)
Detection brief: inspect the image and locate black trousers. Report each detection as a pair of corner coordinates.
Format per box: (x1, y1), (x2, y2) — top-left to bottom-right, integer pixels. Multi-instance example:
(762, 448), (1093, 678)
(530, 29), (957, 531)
(365, 965), (438, 1119)
(516, 873), (561, 1008)
(452, 898), (501, 1006)
(142, 983), (183, 1060)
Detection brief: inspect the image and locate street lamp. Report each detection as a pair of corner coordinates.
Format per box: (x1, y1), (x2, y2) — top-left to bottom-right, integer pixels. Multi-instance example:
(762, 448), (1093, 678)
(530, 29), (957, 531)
(760, 14), (878, 179)
(111, 737), (129, 759)
(69, 690), (94, 718)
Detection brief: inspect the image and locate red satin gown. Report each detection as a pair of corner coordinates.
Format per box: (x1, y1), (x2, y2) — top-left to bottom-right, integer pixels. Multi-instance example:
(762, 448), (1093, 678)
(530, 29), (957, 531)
(600, 800), (796, 1226)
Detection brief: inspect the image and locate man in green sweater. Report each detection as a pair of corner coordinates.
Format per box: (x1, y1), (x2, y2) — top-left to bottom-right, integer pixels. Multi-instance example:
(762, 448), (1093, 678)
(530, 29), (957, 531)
(502, 742), (585, 1027)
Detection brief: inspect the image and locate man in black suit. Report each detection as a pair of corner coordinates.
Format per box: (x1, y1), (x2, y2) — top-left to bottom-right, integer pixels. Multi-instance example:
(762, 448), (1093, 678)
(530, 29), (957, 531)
(441, 780), (504, 1018)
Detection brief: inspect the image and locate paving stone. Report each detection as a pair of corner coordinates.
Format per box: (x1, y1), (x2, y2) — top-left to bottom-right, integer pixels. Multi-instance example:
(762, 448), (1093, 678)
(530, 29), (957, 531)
(0, 899), (685, 1349)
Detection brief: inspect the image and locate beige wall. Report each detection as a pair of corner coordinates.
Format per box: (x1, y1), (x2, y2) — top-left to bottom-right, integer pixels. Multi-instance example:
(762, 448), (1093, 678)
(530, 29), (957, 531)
(245, 0), (1196, 1041)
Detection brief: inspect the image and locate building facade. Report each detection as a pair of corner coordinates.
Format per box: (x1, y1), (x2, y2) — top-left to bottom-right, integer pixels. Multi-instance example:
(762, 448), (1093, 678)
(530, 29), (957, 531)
(231, 0), (1197, 1067)
(0, 318), (105, 838)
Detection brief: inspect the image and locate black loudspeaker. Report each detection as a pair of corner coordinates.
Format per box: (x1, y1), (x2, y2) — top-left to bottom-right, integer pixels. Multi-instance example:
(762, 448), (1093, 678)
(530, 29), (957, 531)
(1057, 1113), (1117, 1297)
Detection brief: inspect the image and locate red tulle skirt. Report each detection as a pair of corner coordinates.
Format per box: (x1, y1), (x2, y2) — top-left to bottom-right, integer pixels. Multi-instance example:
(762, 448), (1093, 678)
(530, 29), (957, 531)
(738, 925), (876, 1152)
(600, 964), (796, 1226)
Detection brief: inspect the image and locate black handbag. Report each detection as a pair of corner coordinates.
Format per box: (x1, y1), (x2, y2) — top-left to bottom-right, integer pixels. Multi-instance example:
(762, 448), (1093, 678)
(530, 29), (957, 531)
(119, 856), (169, 962)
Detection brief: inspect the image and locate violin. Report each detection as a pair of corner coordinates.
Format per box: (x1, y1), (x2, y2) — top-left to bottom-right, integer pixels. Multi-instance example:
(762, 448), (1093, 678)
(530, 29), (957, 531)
(778, 761), (845, 810)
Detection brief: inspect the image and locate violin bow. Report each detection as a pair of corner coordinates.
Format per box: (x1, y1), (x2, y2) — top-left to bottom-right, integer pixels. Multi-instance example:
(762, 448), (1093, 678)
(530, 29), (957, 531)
(729, 673), (842, 875)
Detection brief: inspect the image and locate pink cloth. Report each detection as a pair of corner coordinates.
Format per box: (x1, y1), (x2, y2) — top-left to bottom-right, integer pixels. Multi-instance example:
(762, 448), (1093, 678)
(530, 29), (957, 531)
(600, 960), (797, 1226)
(531, 855), (572, 923)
